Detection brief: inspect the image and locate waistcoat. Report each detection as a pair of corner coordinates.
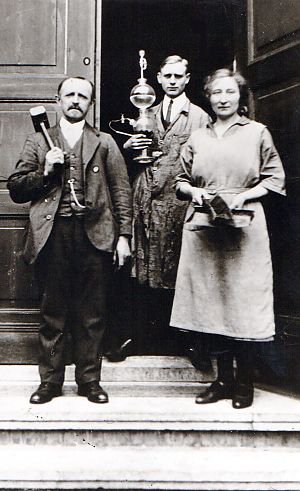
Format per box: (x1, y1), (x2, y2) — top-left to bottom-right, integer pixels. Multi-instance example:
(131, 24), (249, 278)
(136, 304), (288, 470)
(58, 134), (85, 216)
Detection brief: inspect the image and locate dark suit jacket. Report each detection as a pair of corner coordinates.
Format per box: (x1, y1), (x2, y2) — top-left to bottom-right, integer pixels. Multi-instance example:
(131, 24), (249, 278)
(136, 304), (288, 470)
(8, 123), (132, 264)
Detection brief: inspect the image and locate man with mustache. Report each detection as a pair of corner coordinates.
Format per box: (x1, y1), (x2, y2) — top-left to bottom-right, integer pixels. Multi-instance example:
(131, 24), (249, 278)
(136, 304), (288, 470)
(8, 77), (132, 404)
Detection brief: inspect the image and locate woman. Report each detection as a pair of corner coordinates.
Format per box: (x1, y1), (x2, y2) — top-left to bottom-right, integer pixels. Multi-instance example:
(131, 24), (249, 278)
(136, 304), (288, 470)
(170, 68), (286, 409)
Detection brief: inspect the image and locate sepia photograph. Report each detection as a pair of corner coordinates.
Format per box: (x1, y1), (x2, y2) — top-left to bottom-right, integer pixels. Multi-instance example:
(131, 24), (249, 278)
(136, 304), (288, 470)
(0, 0), (299, 489)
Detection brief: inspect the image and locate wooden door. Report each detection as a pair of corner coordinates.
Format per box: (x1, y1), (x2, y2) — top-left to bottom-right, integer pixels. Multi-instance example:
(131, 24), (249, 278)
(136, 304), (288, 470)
(244, 0), (300, 379)
(0, 0), (98, 363)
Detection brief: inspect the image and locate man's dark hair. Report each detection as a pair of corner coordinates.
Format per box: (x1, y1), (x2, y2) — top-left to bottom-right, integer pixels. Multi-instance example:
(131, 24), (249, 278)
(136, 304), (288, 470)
(57, 76), (95, 101)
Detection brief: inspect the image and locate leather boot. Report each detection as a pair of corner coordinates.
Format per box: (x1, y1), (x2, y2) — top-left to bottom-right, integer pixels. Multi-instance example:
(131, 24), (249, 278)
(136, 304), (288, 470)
(78, 381), (109, 403)
(195, 352), (233, 404)
(232, 341), (254, 409)
(232, 382), (254, 409)
(30, 382), (62, 404)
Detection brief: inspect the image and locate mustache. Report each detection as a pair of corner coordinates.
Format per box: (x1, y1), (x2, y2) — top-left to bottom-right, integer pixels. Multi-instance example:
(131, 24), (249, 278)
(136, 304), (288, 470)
(68, 105), (83, 112)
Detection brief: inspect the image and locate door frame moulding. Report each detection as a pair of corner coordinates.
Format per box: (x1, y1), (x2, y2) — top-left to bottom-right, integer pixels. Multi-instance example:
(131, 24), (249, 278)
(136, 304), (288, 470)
(94, 0), (102, 128)
(247, 0), (300, 65)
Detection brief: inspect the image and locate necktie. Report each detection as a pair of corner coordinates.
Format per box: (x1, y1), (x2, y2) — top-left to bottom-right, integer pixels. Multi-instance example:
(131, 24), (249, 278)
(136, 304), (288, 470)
(165, 99), (173, 126)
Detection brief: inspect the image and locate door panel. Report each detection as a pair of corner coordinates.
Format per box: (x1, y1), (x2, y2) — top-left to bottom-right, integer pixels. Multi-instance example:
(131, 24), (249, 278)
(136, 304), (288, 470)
(0, 103), (58, 196)
(0, 217), (37, 301)
(0, 0), (97, 363)
(250, 0), (299, 58)
(247, 0), (300, 379)
(0, 0), (96, 97)
(247, 0), (300, 88)
(255, 84), (300, 180)
(1, 0), (60, 67)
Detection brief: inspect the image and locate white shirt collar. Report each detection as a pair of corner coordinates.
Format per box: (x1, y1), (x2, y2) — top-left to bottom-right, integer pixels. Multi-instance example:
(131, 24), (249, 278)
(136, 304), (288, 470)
(59, 117), (85, 148)
(162, 92), (187, 122)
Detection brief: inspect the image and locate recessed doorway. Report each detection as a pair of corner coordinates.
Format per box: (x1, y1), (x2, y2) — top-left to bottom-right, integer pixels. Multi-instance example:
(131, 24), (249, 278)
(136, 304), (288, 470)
(100, 0), (241, 134)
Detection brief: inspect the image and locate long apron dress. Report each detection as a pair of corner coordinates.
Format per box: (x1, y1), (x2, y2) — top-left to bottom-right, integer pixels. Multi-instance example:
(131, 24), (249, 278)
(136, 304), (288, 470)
(170, 117), (286, 340)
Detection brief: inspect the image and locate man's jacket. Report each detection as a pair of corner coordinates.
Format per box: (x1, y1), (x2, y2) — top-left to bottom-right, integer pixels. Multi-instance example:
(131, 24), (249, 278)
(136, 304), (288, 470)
(7, 123), (132, 264)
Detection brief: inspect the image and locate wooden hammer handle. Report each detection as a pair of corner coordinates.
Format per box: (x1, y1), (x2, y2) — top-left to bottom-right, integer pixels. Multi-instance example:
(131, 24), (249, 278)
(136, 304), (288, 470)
(40, 122), (55, 149)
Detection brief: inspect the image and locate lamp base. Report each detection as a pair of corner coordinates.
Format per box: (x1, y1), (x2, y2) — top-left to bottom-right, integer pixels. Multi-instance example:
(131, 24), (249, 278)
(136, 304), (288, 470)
(133, 147), (156, 164)
(133, 155), (156, 164)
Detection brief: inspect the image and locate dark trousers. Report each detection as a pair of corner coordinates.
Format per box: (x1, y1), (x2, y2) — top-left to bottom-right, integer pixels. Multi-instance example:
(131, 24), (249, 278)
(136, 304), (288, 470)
(105, 265), (134, 352)
(105, 280), (209, 356)
(35, 216), (112, 385)
(132, 284), (184, 355)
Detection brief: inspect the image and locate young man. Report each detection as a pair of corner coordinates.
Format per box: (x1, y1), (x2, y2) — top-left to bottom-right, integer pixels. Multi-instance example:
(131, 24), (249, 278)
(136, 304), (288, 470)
(107, 56), (211, 365)
(8, 77), (132, 404)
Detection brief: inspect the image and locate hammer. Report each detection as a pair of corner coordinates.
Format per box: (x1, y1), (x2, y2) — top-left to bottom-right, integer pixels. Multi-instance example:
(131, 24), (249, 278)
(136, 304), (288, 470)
(29, 106), (55, 149)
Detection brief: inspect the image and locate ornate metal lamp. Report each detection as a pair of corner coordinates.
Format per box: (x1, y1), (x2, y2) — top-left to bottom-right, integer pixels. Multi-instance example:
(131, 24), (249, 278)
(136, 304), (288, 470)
(109, 50), (156, 164)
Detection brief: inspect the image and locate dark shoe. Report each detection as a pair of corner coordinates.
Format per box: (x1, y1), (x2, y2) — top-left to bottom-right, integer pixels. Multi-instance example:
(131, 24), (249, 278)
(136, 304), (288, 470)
(232, 383), (254, 409)
(78, 381), (109, 404)
(195, 380), (233, 404)
(187, 346), (213, 372)
(29, 382), (62, 404)
(105, 339), (132, 362)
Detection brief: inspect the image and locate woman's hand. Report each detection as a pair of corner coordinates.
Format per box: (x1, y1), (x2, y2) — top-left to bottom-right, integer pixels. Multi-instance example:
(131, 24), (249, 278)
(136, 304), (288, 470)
(191, 187), (211, 206)
(230, 185), (269, 210)
(230, 193), (247, 210)
(124, 133), (152, 151)
(176, 182), (213, 203)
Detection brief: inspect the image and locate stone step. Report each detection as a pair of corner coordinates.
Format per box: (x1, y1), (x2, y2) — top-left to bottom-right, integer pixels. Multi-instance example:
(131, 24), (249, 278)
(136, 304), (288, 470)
(0, 357), (215, 397)
(1, 380), (203, 397)
(0, 356), (215, 383)
(0, 389), (300, 447)
(1, 361), (300, 489)
(0, 444), (300, 490)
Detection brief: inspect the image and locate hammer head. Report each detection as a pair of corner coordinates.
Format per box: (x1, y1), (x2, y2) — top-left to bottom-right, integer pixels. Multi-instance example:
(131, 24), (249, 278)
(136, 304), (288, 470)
(29, 106), (50, 133)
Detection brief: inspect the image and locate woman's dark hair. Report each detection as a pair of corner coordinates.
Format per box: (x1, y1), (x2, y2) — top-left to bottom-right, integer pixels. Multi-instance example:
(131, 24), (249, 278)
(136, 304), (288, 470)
(204, 68), (248, 116)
